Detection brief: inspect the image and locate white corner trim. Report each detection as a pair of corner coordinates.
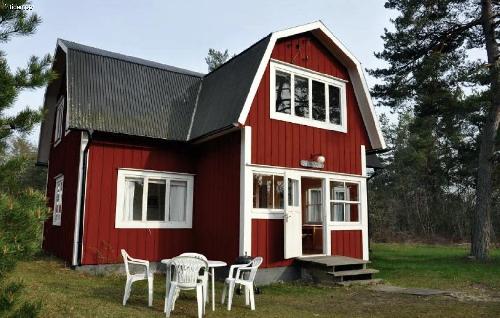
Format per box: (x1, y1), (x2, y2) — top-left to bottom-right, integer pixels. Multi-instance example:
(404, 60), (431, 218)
(361, 145), (367, 177)
(240, 126), (253, 255)
(72, 131), (89, 266)
(236, 21), (386, 150)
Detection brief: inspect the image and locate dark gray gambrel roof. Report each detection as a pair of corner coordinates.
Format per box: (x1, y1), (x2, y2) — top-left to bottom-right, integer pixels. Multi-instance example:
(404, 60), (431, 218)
(52, 37), (270, 142)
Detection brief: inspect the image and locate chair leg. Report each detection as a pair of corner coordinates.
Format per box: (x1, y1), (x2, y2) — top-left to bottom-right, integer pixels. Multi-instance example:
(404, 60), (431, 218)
(148, 276), (153, 307)
(123, 278), (132, 306)
(227, 282), (235, 311)
(245, 286), (250, 305)
(221, 283), (227, 304)
(249, 285), (255, 311)
(165, 285), (177, 318)
(172, 288), (180, 311)
(196, 285), (203, 318)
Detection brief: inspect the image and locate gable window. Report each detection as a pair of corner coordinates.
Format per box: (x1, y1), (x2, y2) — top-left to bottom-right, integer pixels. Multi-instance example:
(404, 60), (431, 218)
(53, 175), (64, 226)
(270, 60), (347, 132)
(54, 97), (65, 146)
(330, 181), (360, 223)
(115, 169), (194, 228)
(253, 173), (284, 210)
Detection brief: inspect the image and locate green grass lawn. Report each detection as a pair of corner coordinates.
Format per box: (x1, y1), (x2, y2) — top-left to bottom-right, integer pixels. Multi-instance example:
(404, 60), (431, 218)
(371, 243), (500, 291)
(8, 244), (500, 317)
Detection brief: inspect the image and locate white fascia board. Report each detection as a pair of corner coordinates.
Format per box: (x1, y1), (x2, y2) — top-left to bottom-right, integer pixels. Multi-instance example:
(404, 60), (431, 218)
(237, 21), (386, 150)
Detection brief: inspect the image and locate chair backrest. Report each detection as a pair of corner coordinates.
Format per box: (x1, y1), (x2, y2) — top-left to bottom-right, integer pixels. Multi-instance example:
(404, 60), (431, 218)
(169, 256), (208, 288)
(246, 257), (263, 283)
(121, 249), (130, 275)
(179, 252), (208, 261)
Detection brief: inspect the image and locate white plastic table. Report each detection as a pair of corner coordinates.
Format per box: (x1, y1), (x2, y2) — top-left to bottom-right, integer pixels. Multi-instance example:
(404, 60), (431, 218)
(161, 259), (227, 311)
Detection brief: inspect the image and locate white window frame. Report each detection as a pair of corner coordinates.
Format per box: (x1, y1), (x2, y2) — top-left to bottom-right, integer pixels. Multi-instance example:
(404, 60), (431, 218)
(252, 172), (285, 217)
(270, 60), (347, 132)
(53, 175), (64, 226)
(54, 97), (65, 146)
(115, 168), (194, 229)
(329, 180), (361, 225)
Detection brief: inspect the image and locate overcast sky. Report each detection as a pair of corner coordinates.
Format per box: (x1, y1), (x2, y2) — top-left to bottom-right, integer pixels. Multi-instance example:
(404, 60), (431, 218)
(5, 0), (396, 142)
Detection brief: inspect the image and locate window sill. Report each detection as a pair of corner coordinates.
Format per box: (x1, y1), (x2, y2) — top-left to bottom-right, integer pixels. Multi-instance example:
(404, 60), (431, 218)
(329, 222), (362, 227)
(251, 209), (284, 219)
(270, 111), (347, 132)
(115, 221), (192, 229)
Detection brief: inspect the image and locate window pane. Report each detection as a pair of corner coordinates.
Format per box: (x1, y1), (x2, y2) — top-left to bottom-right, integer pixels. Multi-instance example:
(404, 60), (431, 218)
(347, 203), (359, 222)
(124, 178), (143, 221)
(307, 189), (322, 223)
(288, 178), (299, 207)
(169, 180), (187, 222)
(330, 181), (344, 200)
(346, 183), (359, 202)
(294, 75), (309, 117)
(253, 174), (273, 209)
(312, 80), (326, 121)
(331, 203), (345, 221)
(146, 179), (166, 221)
(274, 175), (284, 209)
(329, 85), (341, 125)
(275, 71), (291, 114)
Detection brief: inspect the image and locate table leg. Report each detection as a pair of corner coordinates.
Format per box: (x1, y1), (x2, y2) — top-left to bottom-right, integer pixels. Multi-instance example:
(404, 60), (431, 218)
(211, 268), (215, 311)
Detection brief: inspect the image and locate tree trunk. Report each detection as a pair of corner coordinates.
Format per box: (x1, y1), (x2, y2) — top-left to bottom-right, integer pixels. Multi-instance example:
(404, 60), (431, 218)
(471, 0), (500, 260)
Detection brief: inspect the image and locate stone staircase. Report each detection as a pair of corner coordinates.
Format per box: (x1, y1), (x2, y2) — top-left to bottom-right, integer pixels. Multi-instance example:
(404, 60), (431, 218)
(297, 255), (380, 285)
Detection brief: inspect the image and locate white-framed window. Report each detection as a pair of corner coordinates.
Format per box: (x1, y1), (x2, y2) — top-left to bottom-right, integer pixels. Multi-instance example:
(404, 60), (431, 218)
(54, 97), (65, 146)
(252, 173), (284, 212)
(115, 169), (194, 228)
(53, 175), (64, 226)
(330, 180), (360, 223)
(270, 60), (347, 132)
(306, 188), (322, 224)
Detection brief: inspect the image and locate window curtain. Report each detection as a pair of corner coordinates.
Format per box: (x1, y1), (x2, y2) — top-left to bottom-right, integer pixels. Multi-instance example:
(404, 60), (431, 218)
(169, 180), (186, 221)
(124, 179), (136, 221)
(307, 190), (322, 223)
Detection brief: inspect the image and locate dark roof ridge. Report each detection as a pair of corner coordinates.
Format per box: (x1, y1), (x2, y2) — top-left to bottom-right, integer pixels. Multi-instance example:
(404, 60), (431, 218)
(57, 38), (205, 78)
(202, 33), (272, 79)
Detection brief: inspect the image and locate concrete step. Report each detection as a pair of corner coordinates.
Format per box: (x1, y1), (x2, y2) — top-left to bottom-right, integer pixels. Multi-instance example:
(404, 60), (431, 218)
(335, 278), (384, 287)
(328, 268), (379, 277)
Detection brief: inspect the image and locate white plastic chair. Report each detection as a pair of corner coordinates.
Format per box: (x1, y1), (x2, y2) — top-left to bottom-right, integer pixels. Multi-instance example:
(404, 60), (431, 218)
(121, 249), (153, 307)
(165, 256), (208, 318)
(179, 253), (209, 304)
(221, 256), (263, 311)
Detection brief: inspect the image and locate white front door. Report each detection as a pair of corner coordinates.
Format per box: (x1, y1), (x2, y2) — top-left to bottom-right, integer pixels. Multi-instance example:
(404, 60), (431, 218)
(284, 172), (302, 259)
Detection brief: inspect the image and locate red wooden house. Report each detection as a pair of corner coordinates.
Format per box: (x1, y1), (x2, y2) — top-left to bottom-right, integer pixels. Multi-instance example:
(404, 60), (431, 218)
(37, 22), (385, 279)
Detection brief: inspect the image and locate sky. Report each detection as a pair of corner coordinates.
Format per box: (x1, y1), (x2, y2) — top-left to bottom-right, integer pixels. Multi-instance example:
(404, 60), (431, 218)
(5, 0), (396, 143)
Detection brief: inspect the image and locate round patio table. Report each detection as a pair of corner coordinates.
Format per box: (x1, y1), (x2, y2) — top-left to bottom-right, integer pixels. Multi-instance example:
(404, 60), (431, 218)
(161, 259), (227, 311)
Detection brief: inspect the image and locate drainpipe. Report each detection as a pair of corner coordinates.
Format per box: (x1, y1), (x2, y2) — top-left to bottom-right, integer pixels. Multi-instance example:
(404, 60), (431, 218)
(72, 129), (93, 267)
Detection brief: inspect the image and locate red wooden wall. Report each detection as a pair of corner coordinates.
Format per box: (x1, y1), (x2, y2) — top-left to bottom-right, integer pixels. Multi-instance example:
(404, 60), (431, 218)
(331, 230), (362, 259)
(252, 219), (294, 268)
(81, 137), (195, 264)
(193, 131), (241, 264)
(43, 130), (81, 264)
(245, 33), (371, 175)
(247, 33), (370, 267)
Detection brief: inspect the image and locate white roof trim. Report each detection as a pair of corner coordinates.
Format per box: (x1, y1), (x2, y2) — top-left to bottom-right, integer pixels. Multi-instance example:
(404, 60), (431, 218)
(237, 21), (386, 149)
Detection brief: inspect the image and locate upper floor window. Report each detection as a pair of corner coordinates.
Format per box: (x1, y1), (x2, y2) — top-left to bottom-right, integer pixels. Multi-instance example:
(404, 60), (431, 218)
(54, 97), (65, 146)
(270, 60), (347, 132)
(53, 175), (64, 226)
(115, 169), (194, 228)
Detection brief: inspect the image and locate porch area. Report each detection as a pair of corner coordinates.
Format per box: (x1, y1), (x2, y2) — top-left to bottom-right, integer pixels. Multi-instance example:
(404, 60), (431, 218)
(297, 255), (379, 285)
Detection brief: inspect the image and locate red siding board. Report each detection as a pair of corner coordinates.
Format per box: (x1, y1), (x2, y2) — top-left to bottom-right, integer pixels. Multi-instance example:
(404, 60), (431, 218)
(43, 131), (82, 264)
(331, 230), (362, 259)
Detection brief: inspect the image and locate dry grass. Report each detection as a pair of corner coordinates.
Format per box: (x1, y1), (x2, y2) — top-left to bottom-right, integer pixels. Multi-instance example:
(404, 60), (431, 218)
(8, 244), (500, 317)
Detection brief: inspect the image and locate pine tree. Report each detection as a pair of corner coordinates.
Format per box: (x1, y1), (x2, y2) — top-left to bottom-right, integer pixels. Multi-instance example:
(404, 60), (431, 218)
(370, 0), (499, 259)
(0, 1), (53, 316)
(205, 48), (232, 72)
